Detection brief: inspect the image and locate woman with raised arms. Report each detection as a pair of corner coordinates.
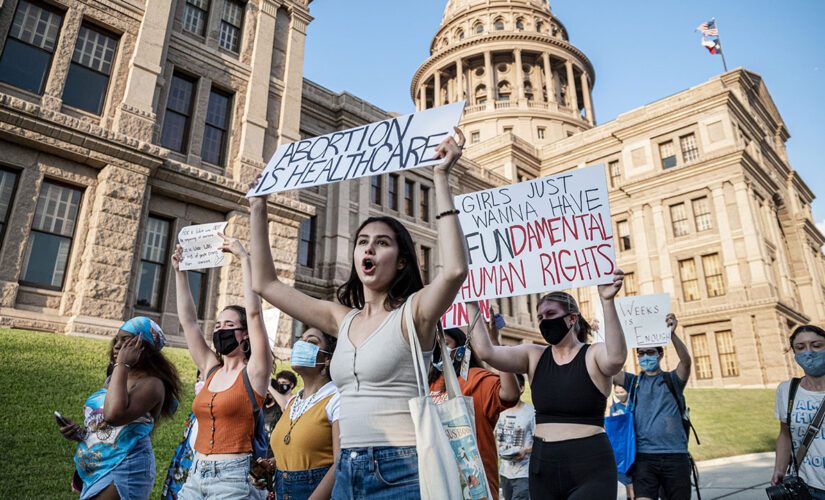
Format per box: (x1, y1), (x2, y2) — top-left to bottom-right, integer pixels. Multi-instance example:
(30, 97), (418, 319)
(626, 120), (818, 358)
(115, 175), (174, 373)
(249, 128), (468, 499)
(466, 278), (626, 499)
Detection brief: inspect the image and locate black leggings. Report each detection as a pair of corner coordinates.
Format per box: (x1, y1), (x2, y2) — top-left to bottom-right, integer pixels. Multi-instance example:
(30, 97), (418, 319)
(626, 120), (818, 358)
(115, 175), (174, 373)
(529, 433), (617, 500)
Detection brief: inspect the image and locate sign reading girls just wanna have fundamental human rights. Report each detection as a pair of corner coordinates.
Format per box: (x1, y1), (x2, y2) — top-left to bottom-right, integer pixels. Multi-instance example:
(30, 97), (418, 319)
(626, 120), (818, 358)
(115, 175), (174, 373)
(246, 102), (466, 196)
(454, 164), (616, 302)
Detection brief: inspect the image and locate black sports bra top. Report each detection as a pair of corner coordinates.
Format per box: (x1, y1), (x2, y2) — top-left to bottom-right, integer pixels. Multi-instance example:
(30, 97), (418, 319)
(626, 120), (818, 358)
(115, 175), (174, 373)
(532, 344), (607, 427)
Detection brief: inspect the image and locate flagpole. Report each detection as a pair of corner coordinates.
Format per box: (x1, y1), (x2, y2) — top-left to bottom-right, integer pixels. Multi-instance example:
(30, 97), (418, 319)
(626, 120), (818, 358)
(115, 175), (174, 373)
(713, 17), (729, 72)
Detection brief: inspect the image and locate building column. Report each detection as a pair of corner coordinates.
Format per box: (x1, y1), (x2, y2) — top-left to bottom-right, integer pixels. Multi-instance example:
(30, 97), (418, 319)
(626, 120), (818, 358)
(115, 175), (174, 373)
(580, 71), (594, 125)
(514, 49), (525, 101)
(629, 206), (654, 293)
(41, 8), (83, 112)
(650, 202), (675, 295)
(434, 69), (442, 106)
(455, 58), (464, 102)
(484, 50), (494, 110)
(710, 183), (743, 291)
(734, 181), (770, 288)
(236, 2), (277, 174)
(277, 9), (311, 145)
(565, 60), (578, 111)
(542, 52), (555, 103)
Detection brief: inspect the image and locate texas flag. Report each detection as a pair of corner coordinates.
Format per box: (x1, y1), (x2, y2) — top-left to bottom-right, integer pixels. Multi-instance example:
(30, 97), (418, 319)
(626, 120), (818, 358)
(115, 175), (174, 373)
(701, 37), (721, 55)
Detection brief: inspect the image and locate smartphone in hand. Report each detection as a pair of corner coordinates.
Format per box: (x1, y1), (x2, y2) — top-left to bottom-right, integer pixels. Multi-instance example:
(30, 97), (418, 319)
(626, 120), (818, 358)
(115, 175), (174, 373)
(54, 411), (70, 427)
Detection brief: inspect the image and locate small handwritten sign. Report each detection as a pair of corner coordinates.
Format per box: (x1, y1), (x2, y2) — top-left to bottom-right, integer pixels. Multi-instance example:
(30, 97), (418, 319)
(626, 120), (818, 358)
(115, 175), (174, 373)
(615, 293), (671, 348)
(178, 222), (228, 271)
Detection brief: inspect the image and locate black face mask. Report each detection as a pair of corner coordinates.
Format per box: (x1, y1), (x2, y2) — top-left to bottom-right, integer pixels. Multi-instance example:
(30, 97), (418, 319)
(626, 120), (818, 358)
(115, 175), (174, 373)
(276, 383), (292, 395)
(213, 329), (240, 355)
(539, 315), (571, 345)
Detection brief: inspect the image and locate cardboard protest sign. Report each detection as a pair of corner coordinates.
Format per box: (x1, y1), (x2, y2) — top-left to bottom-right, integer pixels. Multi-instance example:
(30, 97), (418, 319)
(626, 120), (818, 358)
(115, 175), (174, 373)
(262, 307), (282, 350)
(455, 164), (616, 302)
(177, 222), (228, 271)
(441, 299), (491, 329)
(247, 101), (465, 196)
(615, 293), (671, 348)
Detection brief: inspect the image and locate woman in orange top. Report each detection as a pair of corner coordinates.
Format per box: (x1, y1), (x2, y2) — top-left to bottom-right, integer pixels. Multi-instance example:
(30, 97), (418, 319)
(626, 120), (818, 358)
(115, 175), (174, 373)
(428, 310), (521, 500)
(173, 234), (273, 500)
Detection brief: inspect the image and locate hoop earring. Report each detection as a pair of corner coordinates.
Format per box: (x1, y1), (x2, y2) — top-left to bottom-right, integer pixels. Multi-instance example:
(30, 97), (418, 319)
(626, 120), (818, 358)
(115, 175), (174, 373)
(241, 339), (251, 356)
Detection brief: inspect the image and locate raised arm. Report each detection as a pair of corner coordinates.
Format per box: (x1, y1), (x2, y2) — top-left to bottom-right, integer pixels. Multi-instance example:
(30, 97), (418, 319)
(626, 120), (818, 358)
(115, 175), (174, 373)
(172, 245), (218, 374)
(466, 301), (535, 375)
(592, 270), (627, 377)
(103, 335), (165, 426)
(484, 307), (521, 403)
(248, 187), (349, 336)
(218, 234), (273, 395)
(668, 313), (692, 382)
(411, 128), (469, 347)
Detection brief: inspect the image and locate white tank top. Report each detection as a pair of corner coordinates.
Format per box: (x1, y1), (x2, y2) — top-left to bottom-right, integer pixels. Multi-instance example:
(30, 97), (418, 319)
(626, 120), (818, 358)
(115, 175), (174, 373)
(330, 294), (433, 448)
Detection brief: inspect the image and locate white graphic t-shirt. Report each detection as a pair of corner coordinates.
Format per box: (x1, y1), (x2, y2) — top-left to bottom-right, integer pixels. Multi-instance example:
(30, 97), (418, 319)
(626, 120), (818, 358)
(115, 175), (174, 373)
(495, 403), (535, 479)
(775, 379), (825, 490)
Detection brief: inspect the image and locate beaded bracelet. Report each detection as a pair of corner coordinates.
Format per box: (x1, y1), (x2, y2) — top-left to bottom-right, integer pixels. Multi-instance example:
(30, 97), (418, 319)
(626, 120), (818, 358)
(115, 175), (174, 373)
(435, 209), (461, 220)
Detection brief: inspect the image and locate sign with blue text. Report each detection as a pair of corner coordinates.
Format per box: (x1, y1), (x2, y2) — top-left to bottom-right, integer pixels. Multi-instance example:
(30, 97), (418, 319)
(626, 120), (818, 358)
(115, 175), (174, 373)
(454, 164), (615, 302)
(247, 101), (466, 196)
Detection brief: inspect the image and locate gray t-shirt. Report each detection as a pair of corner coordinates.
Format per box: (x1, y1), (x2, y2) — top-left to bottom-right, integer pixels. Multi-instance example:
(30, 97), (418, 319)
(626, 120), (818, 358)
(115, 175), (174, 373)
(621, 370), (687, 454)
(495, 403), (535, 479)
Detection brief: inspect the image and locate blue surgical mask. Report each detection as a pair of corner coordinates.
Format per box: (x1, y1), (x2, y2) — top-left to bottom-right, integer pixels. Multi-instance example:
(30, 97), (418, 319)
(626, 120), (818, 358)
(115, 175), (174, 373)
(291, 341), (330, 368)
(639, 355), (660, 372)
(433, 346), (465, 372)
(795, 350), (825, 377)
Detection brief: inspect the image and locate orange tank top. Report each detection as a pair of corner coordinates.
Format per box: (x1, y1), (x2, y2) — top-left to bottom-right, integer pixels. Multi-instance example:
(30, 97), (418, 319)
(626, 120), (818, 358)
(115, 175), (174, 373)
(192, 367), (265, 454)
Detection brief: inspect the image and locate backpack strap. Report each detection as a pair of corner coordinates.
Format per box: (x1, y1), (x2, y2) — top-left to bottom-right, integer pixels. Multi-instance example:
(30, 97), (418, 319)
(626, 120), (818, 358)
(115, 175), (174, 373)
(241, 367), (261, 419)
(205, 363), (221, 380)
(663, 371), (701, 445)
(786, 377), (802, 473)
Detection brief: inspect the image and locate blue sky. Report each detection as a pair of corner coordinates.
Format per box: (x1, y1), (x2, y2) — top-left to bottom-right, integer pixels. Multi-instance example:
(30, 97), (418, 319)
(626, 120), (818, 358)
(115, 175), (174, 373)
(303, 1), (825, 224)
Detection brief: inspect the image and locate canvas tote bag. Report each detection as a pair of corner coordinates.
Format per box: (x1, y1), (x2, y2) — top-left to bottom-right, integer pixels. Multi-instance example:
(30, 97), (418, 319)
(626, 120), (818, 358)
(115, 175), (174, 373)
(405, 297), (492, 500)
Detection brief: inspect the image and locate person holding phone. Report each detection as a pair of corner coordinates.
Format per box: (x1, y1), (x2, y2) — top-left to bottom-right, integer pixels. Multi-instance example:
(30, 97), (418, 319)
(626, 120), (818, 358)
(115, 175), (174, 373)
(57, 317), (182, 500)
(173, 234), (273, 500)
(249, 128), (468, 498)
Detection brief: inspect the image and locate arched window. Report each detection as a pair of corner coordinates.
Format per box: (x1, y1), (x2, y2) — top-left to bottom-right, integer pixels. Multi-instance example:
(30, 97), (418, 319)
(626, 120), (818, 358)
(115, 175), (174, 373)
(516, 18), (525, 30)
(494, 19), (505, 31)
(457, 29), (464, 40)
(524, 81), (534, 100)
(536, 21), (543, 32)
(498, 81), (511, 101)
(475, 23), (484, 34)
(475, 85), (487, 105)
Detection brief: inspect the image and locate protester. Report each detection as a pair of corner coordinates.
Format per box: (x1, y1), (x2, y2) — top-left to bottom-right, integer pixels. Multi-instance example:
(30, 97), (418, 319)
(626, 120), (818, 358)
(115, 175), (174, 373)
(162, 371), (205, 499)
(272, 370), (298, 411)
(57, 317), (182, 500)
(494, 374), (534, 500)
(249, 128), (468, 498)
(428, 318), (520, 499)
(467, 281), (627, 499)
(607, 385), (634, 500)
(252, 328), (341, 499)
(771, 325), (825, 499)
(613, 313), (692, 500)
(173, 234), (273, 499)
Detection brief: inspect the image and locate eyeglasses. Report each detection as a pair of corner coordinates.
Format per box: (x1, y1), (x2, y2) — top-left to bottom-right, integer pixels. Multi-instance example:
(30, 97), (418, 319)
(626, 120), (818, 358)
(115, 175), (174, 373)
(637, 349), (659, 357)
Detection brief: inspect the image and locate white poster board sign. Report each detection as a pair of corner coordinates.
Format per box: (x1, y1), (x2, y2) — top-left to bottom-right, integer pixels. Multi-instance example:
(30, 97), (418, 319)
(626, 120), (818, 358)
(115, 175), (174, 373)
(178, 222), (228, 271)
(262, 307), (282, 350)
(441, 299), (491, 329)
(247, 101), (466, 196)
(454, 164), (616, 302)
(615, 293), (671, 348)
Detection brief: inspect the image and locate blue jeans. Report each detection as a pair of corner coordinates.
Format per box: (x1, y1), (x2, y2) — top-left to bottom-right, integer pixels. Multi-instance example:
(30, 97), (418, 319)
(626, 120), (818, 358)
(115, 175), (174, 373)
(178, 455), (265, 500)
(331, 446), (420, 500)
(275, 465), (330, 500)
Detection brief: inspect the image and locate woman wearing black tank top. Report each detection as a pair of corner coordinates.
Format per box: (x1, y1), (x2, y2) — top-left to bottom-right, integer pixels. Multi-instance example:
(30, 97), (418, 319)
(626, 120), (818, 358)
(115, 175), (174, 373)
(467, 272), (627, 500)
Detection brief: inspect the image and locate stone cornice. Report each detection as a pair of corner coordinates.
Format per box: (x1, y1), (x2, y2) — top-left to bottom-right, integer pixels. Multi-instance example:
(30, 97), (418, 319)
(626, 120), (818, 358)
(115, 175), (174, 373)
(411, 31), (594, 100)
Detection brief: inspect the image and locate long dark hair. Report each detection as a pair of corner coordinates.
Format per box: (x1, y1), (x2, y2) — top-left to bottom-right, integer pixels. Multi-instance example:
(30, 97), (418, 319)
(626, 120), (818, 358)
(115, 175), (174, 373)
(537, 291), (592, 343)
(107, 340), (182, 421)
(427, 327), (482, 386)
(221, 305), (250, 361)
(336, 216), (424, 311)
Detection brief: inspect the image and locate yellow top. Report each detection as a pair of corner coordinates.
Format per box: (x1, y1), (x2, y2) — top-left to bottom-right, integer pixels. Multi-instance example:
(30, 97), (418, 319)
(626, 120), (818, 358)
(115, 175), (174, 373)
(270, 382), (339, 471)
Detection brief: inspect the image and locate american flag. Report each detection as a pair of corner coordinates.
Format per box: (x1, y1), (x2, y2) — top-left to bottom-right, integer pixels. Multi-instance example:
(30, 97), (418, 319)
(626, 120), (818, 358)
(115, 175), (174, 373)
(696, 20), (718, 37)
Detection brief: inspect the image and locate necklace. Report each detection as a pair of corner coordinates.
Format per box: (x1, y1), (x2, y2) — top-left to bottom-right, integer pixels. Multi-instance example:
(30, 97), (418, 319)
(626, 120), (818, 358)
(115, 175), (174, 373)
(283, 388), (323, 445)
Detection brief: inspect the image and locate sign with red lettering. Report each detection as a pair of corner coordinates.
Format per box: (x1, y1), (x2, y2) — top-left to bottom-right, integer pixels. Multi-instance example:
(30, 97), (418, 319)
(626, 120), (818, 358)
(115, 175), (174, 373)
(455, 164), (615, 302)
(247, 102), (465, 196)
(441, 299), (491, 329)
(615, 293), (671, 348)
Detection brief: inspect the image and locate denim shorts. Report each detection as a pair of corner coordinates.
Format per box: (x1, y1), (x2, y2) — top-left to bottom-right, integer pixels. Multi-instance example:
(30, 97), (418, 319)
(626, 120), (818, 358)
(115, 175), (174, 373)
(80, 436), (155, 500)
(178, 455), (265, 500)
(275, 465), (330, 500)
(331, 446), (420, 500)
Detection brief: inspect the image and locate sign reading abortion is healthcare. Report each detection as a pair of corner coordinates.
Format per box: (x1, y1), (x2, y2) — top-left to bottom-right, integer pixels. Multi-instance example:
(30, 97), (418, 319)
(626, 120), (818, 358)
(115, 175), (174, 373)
(455, 164), (616, 302)
(247, 101), (465, 197)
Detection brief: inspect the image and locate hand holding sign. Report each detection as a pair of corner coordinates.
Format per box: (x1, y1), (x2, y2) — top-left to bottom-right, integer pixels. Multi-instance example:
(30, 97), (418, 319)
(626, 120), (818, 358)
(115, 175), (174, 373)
(217, 232), (249, 261)
(614, 293), (672, 348)
(177, 222), (229, 271)
(432, 127), (465, 175)
(598, 269), (625, 301)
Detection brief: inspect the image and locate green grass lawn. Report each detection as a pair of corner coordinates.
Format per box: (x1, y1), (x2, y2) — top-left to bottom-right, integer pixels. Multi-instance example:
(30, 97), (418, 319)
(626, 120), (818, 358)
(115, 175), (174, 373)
(1, 329), (776, 497)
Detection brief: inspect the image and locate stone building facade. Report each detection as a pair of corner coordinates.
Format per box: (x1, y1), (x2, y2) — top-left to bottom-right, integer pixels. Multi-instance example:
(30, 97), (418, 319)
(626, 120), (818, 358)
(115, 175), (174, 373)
(1, 0), (823, 388)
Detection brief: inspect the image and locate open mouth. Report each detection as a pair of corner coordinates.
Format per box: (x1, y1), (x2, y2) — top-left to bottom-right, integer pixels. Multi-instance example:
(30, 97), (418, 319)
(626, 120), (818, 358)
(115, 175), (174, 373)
(362, 258), (375, 275)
